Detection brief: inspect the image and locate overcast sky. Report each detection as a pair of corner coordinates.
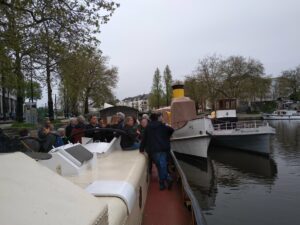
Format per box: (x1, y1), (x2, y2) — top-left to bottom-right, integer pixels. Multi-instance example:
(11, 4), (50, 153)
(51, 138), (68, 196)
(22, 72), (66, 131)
(39, 0), (300, 105)
(98, 0), (300, 101)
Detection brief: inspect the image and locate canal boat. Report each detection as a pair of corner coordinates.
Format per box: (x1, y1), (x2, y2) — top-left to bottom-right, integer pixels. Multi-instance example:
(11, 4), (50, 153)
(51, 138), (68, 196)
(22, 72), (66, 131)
(211, 120), (275, 155)
(157, 83), (214, 159)
(0, 129), (206, 225)
(210, 99), (275, 155)
(262, 109), (300, 120)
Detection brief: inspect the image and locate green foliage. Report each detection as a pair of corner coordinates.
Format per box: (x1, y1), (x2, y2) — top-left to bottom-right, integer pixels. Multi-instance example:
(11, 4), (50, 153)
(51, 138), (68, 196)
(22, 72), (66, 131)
(260, 101), (277, 113)
(277, 66), (300, 99)
(59, 46), (118, 115)
(184, 76), (206, 110)
(24, 80), (42, 101)
(11, 122), (36, 129)
(250, 101), (277, 113)
(221, 56), (265, 99)
(185, 55), (271, 109)
(289, 91), (300, 101)
(163, 65), (173, 106)
(149, 68), (164, 109)
(0, 0), (119, 121)
(37, 107), (48, 122)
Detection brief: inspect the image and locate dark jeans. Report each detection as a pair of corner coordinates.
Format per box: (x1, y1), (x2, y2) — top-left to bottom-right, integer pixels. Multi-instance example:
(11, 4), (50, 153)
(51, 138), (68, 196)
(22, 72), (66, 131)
(123, 142), (140, 150)
(152, 152), (169, 182)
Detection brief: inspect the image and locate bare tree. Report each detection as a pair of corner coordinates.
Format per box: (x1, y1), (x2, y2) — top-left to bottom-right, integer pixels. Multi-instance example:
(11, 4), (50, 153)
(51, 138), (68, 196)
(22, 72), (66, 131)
(221, 56), (265, 99)
(195, 55), (224, 110)
(277, 66), (300, 100)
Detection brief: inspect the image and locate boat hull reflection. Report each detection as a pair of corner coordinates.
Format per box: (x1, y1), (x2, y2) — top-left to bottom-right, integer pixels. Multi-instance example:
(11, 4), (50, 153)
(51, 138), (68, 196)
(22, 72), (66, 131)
(175, 152), (217, 210)
(209, 147), (278, 178)
(175, 147), (277, 212)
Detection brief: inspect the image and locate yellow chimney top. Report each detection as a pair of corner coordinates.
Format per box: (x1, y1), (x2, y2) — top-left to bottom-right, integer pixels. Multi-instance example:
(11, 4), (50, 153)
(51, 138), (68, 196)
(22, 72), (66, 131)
(172, 83), (184, 99)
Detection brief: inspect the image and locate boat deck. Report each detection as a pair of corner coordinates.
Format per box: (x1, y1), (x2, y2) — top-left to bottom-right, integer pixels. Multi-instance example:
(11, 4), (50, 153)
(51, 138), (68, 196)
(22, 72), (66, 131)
(143, 165), (192, 225)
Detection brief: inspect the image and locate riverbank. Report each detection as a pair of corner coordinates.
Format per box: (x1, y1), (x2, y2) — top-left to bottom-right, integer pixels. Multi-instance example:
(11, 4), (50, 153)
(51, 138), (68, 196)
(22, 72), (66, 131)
(0, 119), (67, 137)
(237, 113), (262, 120)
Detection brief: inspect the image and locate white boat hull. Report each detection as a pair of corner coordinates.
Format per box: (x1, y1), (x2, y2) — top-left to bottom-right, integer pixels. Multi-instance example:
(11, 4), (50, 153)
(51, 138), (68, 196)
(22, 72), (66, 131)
(171, 118), (214, 158)
(171, 135), (211, 158)
(263, 110), (300, 120)
(263, 115), (300, 120)
(211, 121), (275, 155)
(211, 133), (272, 155)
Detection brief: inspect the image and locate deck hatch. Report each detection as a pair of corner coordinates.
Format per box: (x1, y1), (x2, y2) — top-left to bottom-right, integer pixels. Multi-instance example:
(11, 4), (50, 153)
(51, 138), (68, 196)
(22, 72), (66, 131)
(65, 145), (93, 164)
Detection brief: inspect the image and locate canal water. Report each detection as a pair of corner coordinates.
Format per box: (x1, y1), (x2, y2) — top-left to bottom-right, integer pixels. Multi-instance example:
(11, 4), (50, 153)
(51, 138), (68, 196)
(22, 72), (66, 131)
(178, 120), (300, 225)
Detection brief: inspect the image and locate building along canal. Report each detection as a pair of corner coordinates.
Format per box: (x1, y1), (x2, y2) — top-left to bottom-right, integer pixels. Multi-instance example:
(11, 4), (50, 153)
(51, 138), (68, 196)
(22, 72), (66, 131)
(177, 120), (300, 225)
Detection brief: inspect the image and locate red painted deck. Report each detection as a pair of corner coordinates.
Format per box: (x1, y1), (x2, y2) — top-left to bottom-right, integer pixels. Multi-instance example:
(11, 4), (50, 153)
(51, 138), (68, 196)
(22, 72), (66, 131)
(142, 165), (193, 225)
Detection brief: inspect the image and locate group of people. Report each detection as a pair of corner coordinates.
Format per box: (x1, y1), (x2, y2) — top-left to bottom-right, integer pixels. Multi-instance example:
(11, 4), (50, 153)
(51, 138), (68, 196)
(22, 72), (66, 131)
(19, 111), (175, 191)
(30, 112), (148, 152)
(65, 112), (149, 149)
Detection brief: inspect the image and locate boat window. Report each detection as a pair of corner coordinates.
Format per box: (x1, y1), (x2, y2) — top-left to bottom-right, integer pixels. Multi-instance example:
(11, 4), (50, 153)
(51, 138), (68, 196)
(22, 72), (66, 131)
(226, 102), (230, 109)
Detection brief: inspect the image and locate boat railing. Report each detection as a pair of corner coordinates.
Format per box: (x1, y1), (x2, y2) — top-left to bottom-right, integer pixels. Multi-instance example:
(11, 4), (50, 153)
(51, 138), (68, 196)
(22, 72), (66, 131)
(213, 120), (269, 131)
(170, 150), (207, 225)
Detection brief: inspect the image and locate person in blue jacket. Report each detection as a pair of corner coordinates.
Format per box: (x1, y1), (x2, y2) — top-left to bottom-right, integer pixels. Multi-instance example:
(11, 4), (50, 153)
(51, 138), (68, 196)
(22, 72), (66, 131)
(140, 113), (174, 190)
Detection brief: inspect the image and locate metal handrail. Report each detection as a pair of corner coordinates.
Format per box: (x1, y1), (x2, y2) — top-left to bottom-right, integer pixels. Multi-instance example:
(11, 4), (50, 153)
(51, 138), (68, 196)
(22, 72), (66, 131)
(70, 127), (127, 137)
(170, 150), (207, 225)
(213, 120), (269, 131)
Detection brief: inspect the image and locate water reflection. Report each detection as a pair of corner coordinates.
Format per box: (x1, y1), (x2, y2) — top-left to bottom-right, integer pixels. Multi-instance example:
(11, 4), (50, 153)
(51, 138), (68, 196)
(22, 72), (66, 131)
(177, 148), (278, 211)
(209, 147), (278, 180)
(269, 120), (300, 154)
(176, 154), (217, 211)
(178, 120), (300, 225)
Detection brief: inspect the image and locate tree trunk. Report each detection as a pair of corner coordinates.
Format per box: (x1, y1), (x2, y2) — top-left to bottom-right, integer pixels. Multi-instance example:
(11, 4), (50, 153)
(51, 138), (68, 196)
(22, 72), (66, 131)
(1, 76), (7, 120)
(195, 100), (199, 113)
(43, 24), (54, 121)
(2, 89), (7, 121)
(30, 71), (34, 102)
(71, 101), (79, 116)
(63, 88), (68, 118)
(84, 89), (91, 115)
(166, 89), (169, 106)
(84, 96), (89, 115)
(15, 52), (24, 122)
(46, 57), (54, 121)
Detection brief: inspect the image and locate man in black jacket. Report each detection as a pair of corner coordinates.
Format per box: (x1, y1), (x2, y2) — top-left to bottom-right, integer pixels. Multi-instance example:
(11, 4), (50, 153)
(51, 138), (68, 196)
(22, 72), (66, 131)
(140, 113), (174, 190)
